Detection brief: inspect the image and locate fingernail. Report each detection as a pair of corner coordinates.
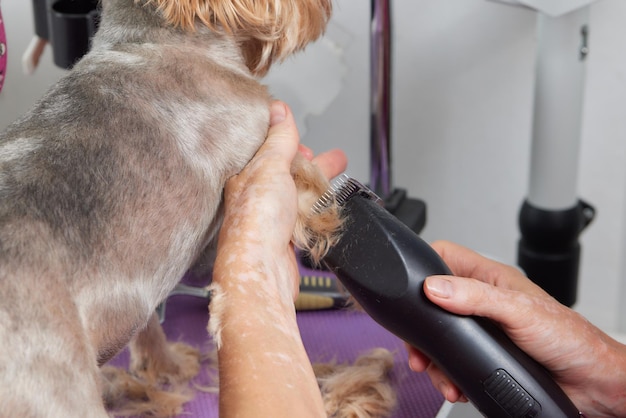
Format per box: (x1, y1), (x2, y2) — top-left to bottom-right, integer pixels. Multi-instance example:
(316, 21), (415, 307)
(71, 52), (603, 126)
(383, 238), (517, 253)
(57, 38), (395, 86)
(270, 102), (287, 125)
(438, 381), (450, 399)
(298, 144), (314, 161)
(426, 276), (453, 299)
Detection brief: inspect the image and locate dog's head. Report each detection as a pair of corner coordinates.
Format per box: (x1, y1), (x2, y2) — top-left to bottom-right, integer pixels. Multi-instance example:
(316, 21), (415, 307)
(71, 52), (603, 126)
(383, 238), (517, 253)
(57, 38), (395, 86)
(139, 0), (332, 76)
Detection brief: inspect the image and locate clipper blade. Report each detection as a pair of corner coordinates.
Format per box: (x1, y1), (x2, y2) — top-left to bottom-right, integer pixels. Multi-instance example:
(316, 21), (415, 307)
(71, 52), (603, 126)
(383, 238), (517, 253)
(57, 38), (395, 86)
(310, 174), (383, 217)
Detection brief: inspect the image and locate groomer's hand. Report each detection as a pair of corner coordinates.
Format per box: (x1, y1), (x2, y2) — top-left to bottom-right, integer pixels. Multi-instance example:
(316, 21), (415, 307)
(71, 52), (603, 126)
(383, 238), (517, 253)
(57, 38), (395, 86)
(211, 101), (346, 418)
(407, 240), (626, 418)
(215, 100), (346, 300)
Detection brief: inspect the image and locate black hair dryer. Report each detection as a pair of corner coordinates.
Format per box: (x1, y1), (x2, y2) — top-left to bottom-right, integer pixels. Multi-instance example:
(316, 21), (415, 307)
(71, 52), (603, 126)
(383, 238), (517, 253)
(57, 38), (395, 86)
(31, 0), (100, 69)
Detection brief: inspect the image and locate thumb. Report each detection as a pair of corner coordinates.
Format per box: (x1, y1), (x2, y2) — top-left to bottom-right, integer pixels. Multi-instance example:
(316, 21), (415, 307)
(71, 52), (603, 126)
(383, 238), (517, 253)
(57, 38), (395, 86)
(269, 100), (288, 126)
(423, 275), (524, 327)
(263, 101), (300, 160)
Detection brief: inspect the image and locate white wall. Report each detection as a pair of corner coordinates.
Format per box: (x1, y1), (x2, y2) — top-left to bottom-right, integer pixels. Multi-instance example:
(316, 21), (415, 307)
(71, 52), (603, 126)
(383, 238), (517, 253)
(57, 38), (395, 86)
(1, 1), (66, 124)
(269, 0), (626, 333)
(2, 0), (625, 332)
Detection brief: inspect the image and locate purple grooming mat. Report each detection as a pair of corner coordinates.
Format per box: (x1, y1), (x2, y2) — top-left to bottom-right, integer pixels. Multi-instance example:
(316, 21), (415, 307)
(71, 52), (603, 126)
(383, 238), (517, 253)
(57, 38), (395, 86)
(109, 265), (444, 417)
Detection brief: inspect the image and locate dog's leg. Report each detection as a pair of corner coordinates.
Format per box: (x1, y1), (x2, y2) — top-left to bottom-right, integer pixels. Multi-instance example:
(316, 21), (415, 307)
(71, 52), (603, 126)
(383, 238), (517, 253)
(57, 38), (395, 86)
(0, 288), (110, 417)
(290, 158), (400, 417)
(102, 312), (201, 417)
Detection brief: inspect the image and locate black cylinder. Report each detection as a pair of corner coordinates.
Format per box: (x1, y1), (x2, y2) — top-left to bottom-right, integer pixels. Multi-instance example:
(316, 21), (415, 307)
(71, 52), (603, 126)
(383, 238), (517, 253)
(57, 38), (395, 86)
(517, 199), (595, 307)
(32, 0), (50, 39)
(49, 0), (100, 69)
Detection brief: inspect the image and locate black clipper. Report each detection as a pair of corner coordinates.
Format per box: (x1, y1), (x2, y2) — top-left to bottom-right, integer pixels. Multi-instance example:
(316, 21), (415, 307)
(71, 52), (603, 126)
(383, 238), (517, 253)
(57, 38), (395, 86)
(312, 175), (581, 418)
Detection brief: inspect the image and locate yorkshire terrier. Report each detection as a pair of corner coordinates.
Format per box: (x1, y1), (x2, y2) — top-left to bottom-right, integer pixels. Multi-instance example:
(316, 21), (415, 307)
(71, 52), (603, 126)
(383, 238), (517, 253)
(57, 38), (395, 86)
(0, 0), (396, 416)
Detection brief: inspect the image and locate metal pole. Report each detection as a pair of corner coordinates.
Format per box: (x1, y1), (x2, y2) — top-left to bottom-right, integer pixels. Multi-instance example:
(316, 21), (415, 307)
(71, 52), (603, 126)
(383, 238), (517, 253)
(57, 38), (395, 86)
(528, 9), (589, 210)
(370, 0), (392, 198)
(518, 7), (595, 307)
(369, 0), (426, 235)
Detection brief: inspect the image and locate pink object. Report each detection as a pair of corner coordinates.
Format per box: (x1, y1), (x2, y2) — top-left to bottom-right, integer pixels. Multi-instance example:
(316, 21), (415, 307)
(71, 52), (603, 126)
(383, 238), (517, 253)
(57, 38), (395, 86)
(0, 2), (6, 94)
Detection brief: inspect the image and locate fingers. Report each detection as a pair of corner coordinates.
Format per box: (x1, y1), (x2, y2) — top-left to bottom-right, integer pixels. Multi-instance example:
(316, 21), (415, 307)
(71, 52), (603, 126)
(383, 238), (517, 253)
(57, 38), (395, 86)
(298, 144), (314, 161)
(312, 148), (347, 180)
(226, 101), (299, 194)
(430, 240), (542, 294)
(412, 240), (600, 407)
(407, 345), (465, 402)
(426, 363), (465, 403)
(430, 240), (513, 286)
(406, 344), (430, 372)
(422, 273), (561, 354)
(423, 274), (543, 327)
(296, 140), (347, 180)
(266, 101), (347, 181)
(415, 273), (535, 403)
(423, 275), (503, 318)
(258, 101), (300, 166)
(223, 101), (300, 206)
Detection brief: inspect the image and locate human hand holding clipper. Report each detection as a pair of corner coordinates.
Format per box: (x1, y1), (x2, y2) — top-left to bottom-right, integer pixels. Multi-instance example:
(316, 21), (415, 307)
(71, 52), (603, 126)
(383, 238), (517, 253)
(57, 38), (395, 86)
(313, 175), (583, 418)
(411, 241), (626, 418)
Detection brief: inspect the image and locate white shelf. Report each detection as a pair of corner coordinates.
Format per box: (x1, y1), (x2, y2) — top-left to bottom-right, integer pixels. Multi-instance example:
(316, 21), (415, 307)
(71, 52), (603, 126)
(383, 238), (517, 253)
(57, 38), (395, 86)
(487, 0), (599, 16)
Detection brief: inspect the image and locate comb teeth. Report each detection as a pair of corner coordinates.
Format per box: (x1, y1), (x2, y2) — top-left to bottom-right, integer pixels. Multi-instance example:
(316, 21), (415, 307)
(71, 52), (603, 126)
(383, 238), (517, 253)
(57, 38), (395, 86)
(310, 174), (377, 216)
(331, 175), (363, 206)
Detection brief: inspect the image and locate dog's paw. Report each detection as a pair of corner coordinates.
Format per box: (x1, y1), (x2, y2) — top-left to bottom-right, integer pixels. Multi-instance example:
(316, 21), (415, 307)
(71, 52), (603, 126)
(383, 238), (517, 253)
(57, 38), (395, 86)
(160, 341), (202, 383)
(101, 365), (192, 417)
(132, 341), (201, 386)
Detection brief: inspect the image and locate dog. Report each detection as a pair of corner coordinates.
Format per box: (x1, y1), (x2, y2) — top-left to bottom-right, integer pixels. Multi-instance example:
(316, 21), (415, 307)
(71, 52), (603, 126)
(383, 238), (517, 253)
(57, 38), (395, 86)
(1, 0), (396, 416)
(0, 0), (342, 417)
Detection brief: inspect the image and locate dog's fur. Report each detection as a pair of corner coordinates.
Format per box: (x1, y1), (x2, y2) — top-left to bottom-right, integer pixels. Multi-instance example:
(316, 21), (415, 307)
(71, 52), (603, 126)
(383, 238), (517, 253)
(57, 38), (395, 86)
(314, 349), (397, 418)
(0, 0), (396, 416)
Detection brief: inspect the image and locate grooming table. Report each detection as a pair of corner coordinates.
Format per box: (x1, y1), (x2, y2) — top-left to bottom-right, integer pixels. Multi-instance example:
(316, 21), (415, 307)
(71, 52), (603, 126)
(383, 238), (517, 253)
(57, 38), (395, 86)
(109, 265), (445, 418)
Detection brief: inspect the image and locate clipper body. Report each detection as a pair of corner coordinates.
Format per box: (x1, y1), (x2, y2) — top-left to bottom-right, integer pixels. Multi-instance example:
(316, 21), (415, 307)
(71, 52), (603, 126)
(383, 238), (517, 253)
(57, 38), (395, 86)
(318, 177), (580, 418)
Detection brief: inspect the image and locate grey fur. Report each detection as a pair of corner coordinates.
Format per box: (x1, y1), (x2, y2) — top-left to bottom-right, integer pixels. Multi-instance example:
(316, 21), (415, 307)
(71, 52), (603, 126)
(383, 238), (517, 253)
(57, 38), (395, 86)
(0, 0), (272, 415)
